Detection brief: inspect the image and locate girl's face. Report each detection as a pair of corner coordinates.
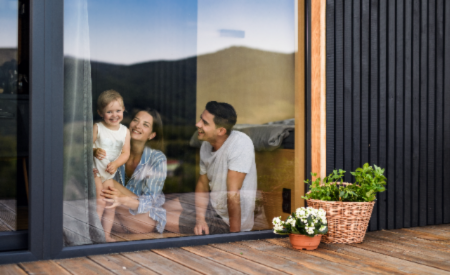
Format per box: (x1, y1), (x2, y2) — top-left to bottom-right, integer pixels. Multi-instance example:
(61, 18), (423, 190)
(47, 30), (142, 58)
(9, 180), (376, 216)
(98, 100), (124, 127)
(129, 111), (156, 142)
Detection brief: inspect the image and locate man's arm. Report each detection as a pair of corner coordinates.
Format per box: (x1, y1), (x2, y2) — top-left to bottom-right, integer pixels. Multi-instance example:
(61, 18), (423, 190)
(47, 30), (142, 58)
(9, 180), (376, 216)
(194, 174), (210, 235)
(227, 170), (246, 232)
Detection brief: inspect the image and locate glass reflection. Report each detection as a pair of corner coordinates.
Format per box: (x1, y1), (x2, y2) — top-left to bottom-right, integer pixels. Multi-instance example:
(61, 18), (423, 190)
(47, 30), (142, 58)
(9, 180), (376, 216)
(64, 0), (295, 245)
(0, 0), (29, 236)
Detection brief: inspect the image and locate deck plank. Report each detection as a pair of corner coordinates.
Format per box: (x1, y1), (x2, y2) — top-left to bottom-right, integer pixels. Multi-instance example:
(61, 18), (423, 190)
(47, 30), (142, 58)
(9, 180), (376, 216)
(0, 220), (11, 232)
(20, 260), (72, 275)
(212, 242), (327, 274)
(266, 238), (401, 275)
(434, 224), (450, 231)
(322, 242), (450, 275)
(89, 254), (158, 274)
(0, 200), (16, 212)
(0, 202), (16, 231)
(349, 238), (450, 272)
(363, 234), (450, 261)
(0, 264), (27, 275)
(55, 257), (115, 275)
(240, 240), (364, 275)
(153, 247), (244, 275)
(405, 226), (450, 238)
(368, 230), (450, 252)
(112, 232), (184, 242)
(182, 245), (287, 275)
(121, 250), (200, 275)
(394, 228), (450, 242)
(2, 225), (450, 274)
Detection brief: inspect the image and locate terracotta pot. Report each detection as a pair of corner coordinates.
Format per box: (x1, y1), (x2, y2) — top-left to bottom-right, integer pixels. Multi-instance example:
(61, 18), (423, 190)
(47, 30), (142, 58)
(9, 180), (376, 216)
(289, 234), (321, 250)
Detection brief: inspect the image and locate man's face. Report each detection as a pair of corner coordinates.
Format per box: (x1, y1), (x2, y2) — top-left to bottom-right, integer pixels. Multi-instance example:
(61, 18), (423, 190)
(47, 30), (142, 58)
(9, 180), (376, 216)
(196, 110), (220, 142)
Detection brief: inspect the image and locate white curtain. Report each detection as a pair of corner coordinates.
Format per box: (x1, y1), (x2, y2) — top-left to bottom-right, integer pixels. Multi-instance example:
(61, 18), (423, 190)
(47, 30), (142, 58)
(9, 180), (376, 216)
(63, 0), (105, 246)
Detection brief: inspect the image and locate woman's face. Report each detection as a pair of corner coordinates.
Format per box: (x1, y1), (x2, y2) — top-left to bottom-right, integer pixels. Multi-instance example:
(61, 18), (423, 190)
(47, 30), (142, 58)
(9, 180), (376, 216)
(129, 111), (156, 142)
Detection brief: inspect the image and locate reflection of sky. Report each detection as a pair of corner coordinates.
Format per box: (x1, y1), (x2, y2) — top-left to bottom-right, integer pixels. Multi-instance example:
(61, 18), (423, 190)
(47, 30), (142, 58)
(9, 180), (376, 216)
(198, 0), (295, 57)
(65, 0), (198, 65)
(0, 0), (18, 48)
(65, 0), (295, 65)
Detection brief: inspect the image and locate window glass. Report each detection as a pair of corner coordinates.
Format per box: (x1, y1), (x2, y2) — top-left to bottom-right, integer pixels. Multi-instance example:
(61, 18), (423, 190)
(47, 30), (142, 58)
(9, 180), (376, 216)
(63, 0), (296, 245)
(0, 0), (30, 234)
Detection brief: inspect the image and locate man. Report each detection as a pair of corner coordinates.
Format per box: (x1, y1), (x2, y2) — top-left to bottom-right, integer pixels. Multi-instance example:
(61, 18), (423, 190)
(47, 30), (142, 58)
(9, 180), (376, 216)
(164, 101), (257, 234)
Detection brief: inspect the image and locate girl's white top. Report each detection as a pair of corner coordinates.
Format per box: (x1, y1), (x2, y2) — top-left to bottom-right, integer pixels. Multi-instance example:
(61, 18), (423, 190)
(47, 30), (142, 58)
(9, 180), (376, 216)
(93, 122), (128, 182)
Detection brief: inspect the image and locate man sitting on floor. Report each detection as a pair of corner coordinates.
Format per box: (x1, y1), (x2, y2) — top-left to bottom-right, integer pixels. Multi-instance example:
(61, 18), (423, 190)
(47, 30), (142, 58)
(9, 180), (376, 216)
(164, 101), (257, 234)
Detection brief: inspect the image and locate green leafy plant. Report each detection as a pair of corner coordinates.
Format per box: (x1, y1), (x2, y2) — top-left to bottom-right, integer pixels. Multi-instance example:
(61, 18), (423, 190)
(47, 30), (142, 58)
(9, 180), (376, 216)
(302, 163), (387, 202)
(273, 207), (328, 236)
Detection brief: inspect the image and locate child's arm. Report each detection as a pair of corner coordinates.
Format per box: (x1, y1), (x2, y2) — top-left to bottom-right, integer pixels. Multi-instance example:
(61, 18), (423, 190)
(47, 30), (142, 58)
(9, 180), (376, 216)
(106, 129), (131, 174)
(93, 123), (106, 160)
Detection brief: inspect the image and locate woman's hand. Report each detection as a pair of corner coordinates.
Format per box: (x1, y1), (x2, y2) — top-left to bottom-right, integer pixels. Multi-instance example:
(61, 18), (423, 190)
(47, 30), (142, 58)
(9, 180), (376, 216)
(101, 186), (124, 209)
(106, 161), (118, 174)
(94, 148), (107, 160)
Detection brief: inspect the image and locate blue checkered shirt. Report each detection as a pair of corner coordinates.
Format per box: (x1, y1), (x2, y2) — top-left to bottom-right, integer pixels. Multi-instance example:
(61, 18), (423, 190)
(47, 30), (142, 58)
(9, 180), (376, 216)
(115, 147), (167, 233)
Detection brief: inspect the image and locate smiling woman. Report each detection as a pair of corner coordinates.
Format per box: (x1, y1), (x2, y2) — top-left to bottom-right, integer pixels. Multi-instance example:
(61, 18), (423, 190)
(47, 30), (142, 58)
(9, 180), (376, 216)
(99, 109), (167, 238)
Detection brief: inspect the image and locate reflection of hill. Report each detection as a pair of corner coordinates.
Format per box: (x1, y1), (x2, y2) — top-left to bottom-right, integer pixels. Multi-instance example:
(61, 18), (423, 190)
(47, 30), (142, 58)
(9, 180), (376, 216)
(65, 46), (294, 126)
(89, 57), (197, 126)
(197, 47), (295, 124)
(0, 48), (17, 66)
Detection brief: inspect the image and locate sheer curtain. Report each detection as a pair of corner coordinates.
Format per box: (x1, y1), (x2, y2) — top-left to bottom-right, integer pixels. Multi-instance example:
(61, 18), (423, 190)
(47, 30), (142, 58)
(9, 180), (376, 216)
(63, 0), (104, 245)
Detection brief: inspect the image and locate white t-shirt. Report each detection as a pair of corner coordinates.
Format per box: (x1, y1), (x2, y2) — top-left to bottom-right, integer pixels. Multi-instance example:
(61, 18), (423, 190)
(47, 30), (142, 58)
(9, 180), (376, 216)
(199, 130), (257, 231)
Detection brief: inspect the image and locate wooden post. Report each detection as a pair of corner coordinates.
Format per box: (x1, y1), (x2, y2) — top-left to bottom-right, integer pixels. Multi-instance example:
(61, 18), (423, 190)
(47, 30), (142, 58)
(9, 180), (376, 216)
(295, 0), (306, 208)
(311, 0), (327, 179)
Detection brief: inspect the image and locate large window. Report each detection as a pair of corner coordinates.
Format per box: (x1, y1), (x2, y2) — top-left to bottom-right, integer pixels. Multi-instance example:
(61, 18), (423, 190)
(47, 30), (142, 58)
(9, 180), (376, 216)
(63, 0), (297, 246)
(0, 0), (29, 237)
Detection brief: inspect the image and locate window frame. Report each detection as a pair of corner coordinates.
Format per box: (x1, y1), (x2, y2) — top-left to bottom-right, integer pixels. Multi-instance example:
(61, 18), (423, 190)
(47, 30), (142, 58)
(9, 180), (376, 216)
(0, 0), (309, 264)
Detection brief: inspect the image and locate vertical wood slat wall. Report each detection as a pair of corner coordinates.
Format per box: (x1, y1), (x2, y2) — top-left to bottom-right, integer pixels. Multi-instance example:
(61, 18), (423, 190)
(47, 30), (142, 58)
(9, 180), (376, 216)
(325, 0), (450, 230)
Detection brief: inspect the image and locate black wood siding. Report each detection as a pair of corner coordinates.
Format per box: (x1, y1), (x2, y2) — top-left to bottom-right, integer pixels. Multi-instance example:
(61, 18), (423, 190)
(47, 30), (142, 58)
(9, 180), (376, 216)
(325, 0), (450, 230)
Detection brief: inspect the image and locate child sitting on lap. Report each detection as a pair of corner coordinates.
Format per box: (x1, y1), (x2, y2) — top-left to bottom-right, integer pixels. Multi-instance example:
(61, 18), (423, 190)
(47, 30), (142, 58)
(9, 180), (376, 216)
(93, 90), (130, 242)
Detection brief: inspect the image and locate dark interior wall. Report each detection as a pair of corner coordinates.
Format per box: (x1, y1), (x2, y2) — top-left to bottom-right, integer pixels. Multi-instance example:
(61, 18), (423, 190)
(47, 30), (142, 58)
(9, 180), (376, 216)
(325, 0), (450, 230)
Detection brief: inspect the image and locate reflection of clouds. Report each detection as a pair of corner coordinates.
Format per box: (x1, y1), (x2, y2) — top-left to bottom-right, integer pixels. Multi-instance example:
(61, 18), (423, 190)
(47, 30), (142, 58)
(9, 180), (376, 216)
(197, 0), (295, 56)
(219, 29), (245, 38)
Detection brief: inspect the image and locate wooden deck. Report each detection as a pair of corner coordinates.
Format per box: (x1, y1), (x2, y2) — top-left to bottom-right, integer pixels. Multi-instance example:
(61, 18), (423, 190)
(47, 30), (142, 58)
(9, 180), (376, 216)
(1, 223), (449, 274)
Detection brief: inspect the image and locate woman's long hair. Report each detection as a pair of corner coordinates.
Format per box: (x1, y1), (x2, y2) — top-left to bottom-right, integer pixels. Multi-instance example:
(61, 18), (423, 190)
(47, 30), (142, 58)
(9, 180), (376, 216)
(131, 108), (164, 152)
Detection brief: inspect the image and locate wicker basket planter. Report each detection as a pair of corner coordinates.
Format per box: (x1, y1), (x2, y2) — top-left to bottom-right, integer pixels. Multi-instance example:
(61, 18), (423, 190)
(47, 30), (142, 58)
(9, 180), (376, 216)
(307, 199), (375, 244)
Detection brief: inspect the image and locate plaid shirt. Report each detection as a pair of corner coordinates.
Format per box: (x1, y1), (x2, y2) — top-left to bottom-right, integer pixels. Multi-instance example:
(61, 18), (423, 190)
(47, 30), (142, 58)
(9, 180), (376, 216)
(115, 147), (167, 233)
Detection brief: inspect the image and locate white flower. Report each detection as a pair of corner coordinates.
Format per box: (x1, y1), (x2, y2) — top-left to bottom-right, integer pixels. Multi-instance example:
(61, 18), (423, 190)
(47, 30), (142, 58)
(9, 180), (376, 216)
(274, 224), (284, 231)
(319, 225), (327, 231)
(288, 219), (296, 227)
(272, 216), (282, 226)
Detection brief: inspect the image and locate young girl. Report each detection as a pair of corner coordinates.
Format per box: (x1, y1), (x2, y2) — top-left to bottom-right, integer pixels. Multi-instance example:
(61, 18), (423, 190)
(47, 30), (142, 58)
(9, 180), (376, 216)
(93, 90), (130, 242)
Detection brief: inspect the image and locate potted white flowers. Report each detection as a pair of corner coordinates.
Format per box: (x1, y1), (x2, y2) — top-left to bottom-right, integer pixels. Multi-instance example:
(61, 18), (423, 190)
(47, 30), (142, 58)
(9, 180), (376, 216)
(273, 207), (328, 250)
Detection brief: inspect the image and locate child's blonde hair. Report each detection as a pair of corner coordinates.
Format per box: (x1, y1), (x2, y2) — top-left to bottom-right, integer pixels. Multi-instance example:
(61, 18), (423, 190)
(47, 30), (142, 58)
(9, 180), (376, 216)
(97, 90), (125, 112)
